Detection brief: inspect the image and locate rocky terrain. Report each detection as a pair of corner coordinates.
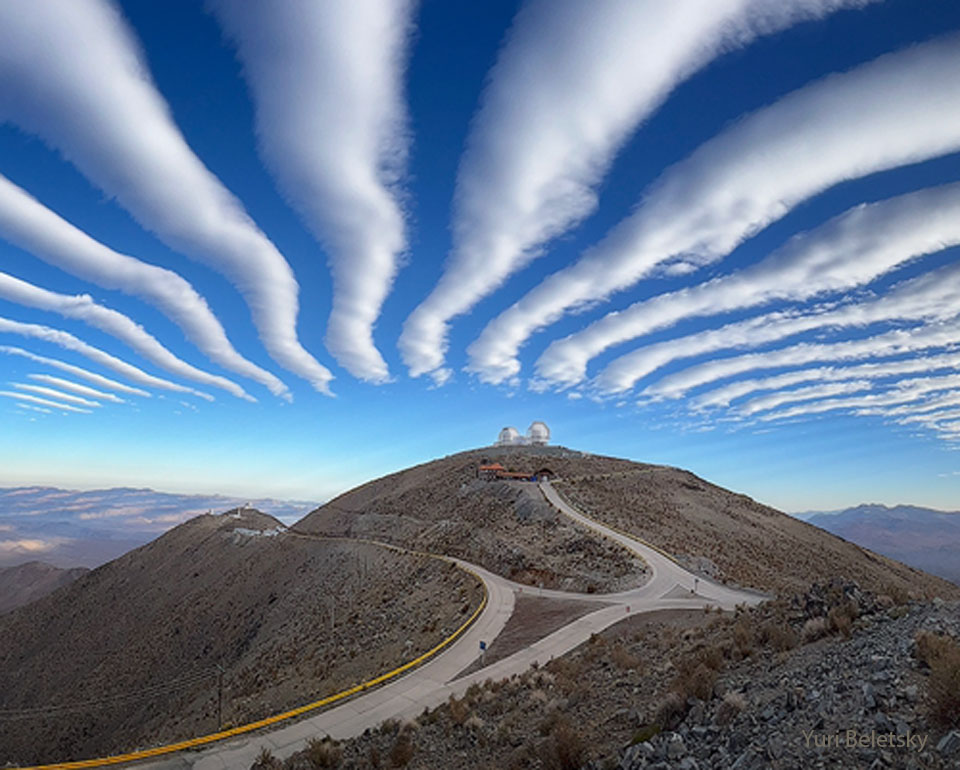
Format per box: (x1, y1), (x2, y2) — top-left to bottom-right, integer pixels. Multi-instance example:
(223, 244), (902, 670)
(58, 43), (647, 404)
(552, 466), (959, 599)
(260, 582), (960, 770)
(0, 560), (88, 614)
(296, 448), (648, 593)
(0, 508), (482, 766)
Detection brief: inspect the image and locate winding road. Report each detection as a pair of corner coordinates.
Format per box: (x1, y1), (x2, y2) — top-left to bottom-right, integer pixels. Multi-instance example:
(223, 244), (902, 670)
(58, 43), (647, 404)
(129, 481), (766, 769)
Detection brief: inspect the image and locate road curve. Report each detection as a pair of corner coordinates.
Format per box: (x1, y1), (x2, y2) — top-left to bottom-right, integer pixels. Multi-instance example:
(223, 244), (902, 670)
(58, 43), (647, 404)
(125, 481), (766, 769)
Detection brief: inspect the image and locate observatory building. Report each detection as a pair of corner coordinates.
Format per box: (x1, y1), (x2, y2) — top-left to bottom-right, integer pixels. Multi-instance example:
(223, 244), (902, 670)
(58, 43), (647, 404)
(494, 421), (551, 446)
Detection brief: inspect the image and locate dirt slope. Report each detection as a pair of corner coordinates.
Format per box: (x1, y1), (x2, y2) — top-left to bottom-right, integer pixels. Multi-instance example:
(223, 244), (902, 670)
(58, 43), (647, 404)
(0, 508), (481, 766)
(295, 447), (647, 592)
(553, 463), (960, 599)
(0, 560), (88, 614)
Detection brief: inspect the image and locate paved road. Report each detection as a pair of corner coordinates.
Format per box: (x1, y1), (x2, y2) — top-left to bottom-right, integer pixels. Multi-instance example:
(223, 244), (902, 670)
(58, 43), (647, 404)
(134, 481), (766, 769)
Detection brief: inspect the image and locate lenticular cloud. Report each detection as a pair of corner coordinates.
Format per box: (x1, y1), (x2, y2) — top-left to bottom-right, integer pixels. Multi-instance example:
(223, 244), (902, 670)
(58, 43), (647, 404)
(0, 272), (253, 401)
(539, 181), (960, 386)
(0, 345), (149, 397)
(210, 0), (412, 384)
(399, 0), (873, 380)
(0, 174), (289, 399)
(467, 31), (960, 383)
(0, 0), (333, 394)
(0, 318), (212, 400)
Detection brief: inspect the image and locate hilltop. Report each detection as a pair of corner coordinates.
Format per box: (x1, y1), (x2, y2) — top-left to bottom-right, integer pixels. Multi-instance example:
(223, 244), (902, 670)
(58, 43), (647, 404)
(298, 446), (959, 600)
(0, 561), (88, 614)
(0, 508), (481, 766)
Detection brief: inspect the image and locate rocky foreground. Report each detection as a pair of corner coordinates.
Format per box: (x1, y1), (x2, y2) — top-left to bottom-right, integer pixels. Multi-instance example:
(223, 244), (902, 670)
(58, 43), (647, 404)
(255, 581), (960, 770)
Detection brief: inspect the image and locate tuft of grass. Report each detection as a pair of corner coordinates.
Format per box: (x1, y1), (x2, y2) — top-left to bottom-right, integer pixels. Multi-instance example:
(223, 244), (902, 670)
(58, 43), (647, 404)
(914, 632), (960, 727)
(759, 621), (798, 652)
(629, 724), (660, 745)
(540, 717), (586, 770)
(447, 694), (470, 726)
(801, 617), (827, 643)
(654, 690), (687, 731)
(715, 691), (747, 726)
(305, 736), (343, 768)
(389, 732), (415, 767)
(254, 746), (280, 770)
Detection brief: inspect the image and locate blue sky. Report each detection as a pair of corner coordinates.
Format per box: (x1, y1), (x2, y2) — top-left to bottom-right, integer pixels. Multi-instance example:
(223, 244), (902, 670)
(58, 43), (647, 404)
(1, 0), (960, 513)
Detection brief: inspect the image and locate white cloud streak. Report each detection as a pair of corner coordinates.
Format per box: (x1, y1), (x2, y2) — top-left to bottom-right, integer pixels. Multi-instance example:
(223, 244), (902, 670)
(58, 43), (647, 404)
(0, 271), (253, 400)
(0, 345), (149, 396)
(15, 403), (52, 415)
(0, 390), (91, 413)
(538, 180), (960, 385)
(210, 0), (413, 383)
(468, 32), (960, 383)
(399, 0), (872, 379)
(0, 174), (289, 399)
(596, 255), (960, 393)
(692, 351), (960, 409)
(11, 382), (100, 407)
(736, 380), (874, 415)
(0, 317), (213, 400)
(0, 0), (333, 393)
(644, 319), (960, 401)
(27, 374), (124, 403)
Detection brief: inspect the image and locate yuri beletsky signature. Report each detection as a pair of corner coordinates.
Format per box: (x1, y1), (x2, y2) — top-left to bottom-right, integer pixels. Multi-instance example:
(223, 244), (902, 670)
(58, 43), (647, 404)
(802, 729), (928, 752)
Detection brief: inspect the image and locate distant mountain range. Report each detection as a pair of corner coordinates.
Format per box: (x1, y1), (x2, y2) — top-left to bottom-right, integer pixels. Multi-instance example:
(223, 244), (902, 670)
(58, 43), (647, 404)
(803, 504), (960, 586)
(0, 486), (317, 568)
(0, 561), (88, 614)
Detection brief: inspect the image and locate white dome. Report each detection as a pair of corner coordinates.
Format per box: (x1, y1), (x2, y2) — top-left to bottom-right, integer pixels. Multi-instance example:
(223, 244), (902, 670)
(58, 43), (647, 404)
(496, 426), (521, 446)
(527, 421), (550, 445)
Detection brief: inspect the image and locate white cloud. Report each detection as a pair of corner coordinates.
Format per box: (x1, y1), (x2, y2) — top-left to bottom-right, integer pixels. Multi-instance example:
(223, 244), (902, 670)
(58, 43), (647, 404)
(399, 0), (873, 379)
(467, 32), (960, 383)
(692, 351), (960, 409)
(0, 0), (332, 393)
(644, 319), (960, 401)
(537, 180), (960, 385)
(11, 382), (100, 407)
(0, 317), (213, 400)
(0, 345), (149, 396)
(0, 174), (290, 399)
(0, 537), (68, 554)
(211, 0), (413, 383)
(27, 374), (124, 403)
(0, 271), (253, 400)
(15, 403), (52, 415)
(0, 390), (92, 413)
(736, 380), (874, 415)
(596, 256), (960, 393)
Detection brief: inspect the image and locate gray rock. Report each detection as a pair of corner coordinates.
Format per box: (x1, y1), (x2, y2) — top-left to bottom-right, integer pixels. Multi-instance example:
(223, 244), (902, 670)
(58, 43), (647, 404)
(904, 684), (918, 702)
(666, 732), (686, 759)
(937, 730), (960, 755)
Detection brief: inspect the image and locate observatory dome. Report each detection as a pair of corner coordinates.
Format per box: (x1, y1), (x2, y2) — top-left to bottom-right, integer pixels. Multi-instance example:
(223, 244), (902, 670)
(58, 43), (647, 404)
(527, 421), (550, 445)
(496, 426), (521, 446)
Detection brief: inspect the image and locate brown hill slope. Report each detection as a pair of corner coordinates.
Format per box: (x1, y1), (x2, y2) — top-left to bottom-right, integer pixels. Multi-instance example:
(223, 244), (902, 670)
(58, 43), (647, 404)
(0, 508), (481, 766)
(295, 446), (647, 592)
(553, 462), (960, 599)
(0, 560), (88, 614)
(298, 446), (959, 600)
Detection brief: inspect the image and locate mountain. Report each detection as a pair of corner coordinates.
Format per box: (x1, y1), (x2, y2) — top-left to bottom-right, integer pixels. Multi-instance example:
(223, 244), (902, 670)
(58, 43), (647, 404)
(0, 507), (481, 766)
(0, 486), (317, 568)
(807, 504), (960, 586)
(0, 561), (88, 614)
(298, 446), (959, 600)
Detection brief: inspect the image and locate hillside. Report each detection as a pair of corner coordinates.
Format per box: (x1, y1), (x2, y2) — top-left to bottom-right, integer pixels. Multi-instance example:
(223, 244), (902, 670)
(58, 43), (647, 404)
(0, 508), (481, 766)
(554, 464), (960, 599)
(300, 446), (959, 601)
(296, 447), (647, 593)
(0, 561), (88, 614)
(807, 504), (960, 586)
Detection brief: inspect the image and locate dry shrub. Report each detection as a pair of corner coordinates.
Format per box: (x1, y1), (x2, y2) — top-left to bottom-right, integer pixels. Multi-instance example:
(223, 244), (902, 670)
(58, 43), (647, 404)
(254, 746), (281, 770)
(610, 644), (641, 670)
(694, 644), (725, 671)
(884, 583), (911, 606)
(448, 695), (469, 726)
(655, 690), (687, 731)
(305, 736), (342, 768)
(759, 621), (798, 652)
(367, 746), (381, 768)
(827, 601), (857, 638)
(715, 692), (747, 726)
(914, 632), (960, 727)
(674, 661), (717, 701)
(733, 617), (754, 656)
(540, 718), (586, 770)
(801, 617), (827, 643)
(389, 732), (414, 767)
